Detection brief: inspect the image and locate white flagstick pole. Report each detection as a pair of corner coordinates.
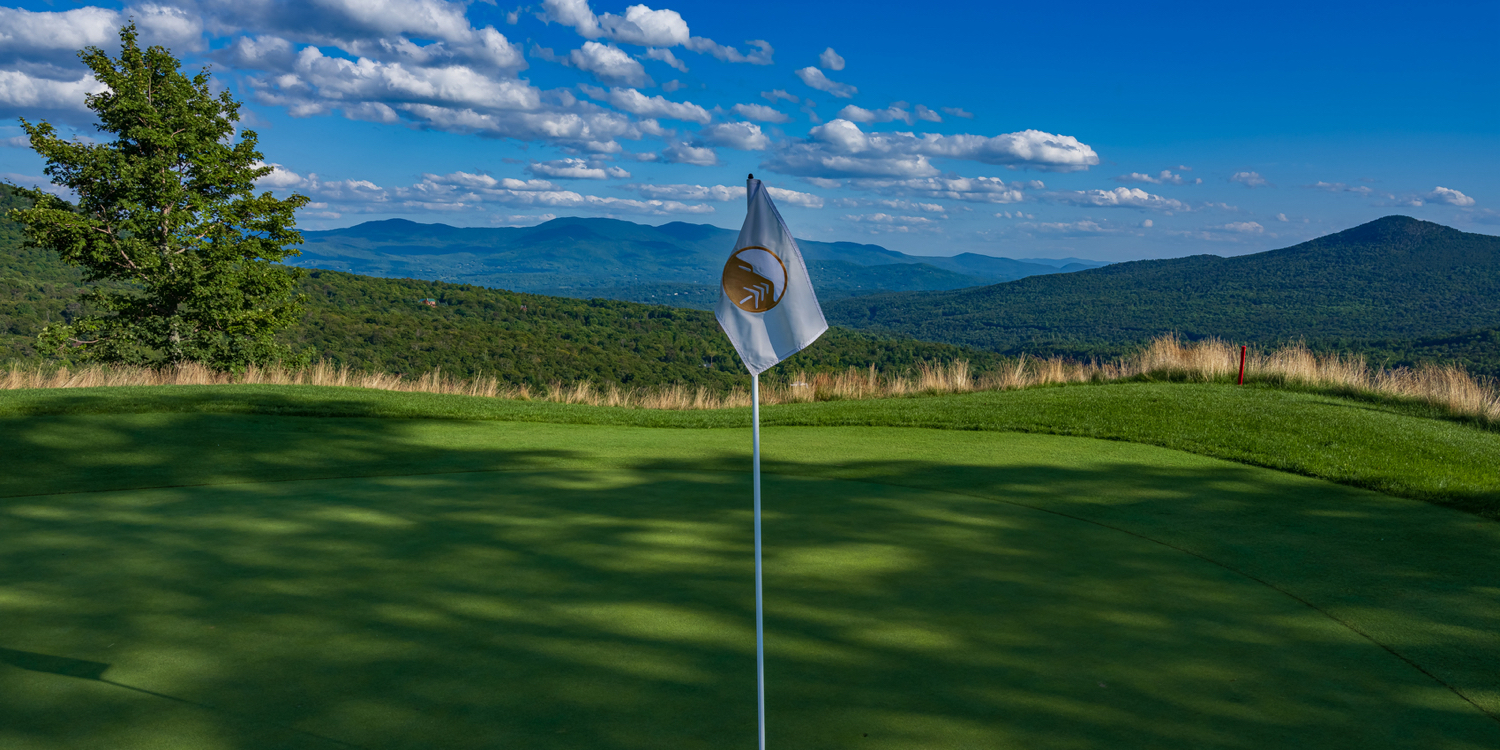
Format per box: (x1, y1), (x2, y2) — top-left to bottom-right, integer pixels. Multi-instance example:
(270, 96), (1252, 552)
(752, 371), (766, 750)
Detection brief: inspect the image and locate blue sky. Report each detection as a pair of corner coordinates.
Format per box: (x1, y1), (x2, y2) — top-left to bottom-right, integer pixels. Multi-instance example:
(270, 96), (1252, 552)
(1, 0), (1496, 261)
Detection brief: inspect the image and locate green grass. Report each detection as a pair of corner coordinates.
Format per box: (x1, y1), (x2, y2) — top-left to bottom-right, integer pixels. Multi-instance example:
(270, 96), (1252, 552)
(2, 384), (1499, 748)
(2, 381), (1496, 516)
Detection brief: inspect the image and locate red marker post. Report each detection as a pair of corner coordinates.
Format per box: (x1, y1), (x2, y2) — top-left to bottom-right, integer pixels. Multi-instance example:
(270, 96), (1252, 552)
(1238, 345), (1247, 385)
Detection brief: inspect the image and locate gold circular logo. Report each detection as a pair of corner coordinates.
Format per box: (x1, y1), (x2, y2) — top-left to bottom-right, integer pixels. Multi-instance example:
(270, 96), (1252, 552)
(722, 245), (788, 313)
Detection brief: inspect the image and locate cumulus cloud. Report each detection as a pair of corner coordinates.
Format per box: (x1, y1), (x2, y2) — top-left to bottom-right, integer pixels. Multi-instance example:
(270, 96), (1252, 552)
(848, 175), (1039, 204)
(1017, 220), (1122, 235)
(940, 106), (974, 119)
(1305, 181), (1376, 196)
(731, 102), (790, 123)
(642, 46), (688, 72)
(1230, 171), (1270, 188)
(1051, 187), (1189, 212)
(262, 167), (715, 216)
(841, 212), (942, 233)
(526, 158), (630, 179)
(1427, 186), (1475, 207)
(697, 121), (770, 150)
(569, 41), (651, 86)
(836, 103), (915, 125)
(662, 141), (718, 166)
(684, 37), (773, 65)
(761, 89), (798, 103)
(818, 47), (845, 71)
(577, 84), (710, 123)
(598, 5), (690, 47)
(627, 182), (823, 208)
(1115, 169), (1199, 186)
(762, 119), (1099, 178)
(833, 197), (947, 214)
(0, 70), (108, 118)
(794, 67), (857, 98)
(1220, 221), (1264, 234)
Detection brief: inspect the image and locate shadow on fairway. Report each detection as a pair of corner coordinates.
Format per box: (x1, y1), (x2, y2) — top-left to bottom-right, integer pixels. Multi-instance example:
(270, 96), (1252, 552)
(2, 415), (1499, 749)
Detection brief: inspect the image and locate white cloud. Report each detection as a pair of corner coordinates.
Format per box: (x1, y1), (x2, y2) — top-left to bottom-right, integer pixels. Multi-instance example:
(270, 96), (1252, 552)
(1141, 219), (1153, 228)
(1276, 213), (1289, 222)
(914, 105), (941, 123)
(1306, 181), (1376, 196)
(1115, 169), (1198, 186)
(266, 168), (716, 216)
(628, 182), (823, 208)
(0, 70), (108, 117)
(660, 79), (684, 92)
(578, 84), (711, 123)
(542, 0), (604, 38)
(1018, 220), (1118, 235)
(257, 46), (542, 114)
(803, 177), (841, 189)
(698, 121), (771, 150)
(993, 211), (1035, 219)
(1230, 171), (1270, 188)
(662, 141), (719, 166)
(1051, 187), (1189, 212)
(526, 158), (630, 179)
(762, 119), (1098, 178)
(599, 5), (690, 47)
(254, 162), (309, 189)
(1220, 221), (1264, 234)
(837, 104), (915, 125)
(794, 67), (857, 98)
(569, 41), (651, 86)
(491, 213), (558, 226)
(684, 37), (773, 65)
(844, 213), (937, 224)
(835, 197), (947, 214)
(940, 106), (974, 119)
(848, 175), (1038, 204)
(642, 46), (688, 72)
(1427, 186), (1475, 207)
(731, 102), (790, 123)
(761, 89), (798, 104)
(818, 47), (845, 71)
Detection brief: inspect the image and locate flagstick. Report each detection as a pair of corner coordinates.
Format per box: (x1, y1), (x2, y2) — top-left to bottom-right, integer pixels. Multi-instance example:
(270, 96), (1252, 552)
(752, 371), (766, 750)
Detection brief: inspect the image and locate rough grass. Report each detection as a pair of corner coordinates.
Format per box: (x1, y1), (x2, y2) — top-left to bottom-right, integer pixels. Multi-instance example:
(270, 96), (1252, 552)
(6, 335), (1498, 422)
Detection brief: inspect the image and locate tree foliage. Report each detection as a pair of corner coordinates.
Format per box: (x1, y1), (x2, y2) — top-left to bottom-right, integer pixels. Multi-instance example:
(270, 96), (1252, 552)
(6, 23), (308, 369)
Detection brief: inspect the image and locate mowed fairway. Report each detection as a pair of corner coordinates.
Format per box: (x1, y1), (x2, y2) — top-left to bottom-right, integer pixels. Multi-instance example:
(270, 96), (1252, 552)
(2, 398), (1499, 749)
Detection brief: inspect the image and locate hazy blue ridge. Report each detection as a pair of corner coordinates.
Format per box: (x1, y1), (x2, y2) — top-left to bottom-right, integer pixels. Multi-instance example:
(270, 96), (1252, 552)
(292, 216), (1085, 305)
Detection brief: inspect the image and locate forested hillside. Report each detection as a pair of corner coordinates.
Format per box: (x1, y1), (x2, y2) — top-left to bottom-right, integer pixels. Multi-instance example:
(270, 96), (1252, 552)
(1, 186), (1003, 386)
(828, 216), (1500, 368)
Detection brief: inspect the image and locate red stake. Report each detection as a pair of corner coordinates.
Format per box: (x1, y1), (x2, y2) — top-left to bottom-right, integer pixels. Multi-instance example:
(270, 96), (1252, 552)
(1238, 345), (1247, 385)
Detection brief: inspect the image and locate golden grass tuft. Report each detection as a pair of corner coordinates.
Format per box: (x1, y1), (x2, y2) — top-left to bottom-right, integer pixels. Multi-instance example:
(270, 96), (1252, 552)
(3, 335), (1496, 422)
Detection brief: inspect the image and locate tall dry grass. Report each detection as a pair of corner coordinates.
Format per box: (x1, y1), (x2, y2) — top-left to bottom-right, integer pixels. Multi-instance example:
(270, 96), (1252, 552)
(3, 335), (1497, 422)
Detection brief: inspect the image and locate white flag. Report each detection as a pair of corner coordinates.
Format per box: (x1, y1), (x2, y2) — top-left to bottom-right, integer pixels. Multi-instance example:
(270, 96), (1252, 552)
(716, 178), (828, 375)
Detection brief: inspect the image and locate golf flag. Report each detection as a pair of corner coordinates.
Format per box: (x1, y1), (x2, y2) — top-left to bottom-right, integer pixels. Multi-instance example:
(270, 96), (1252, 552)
(715, 176), (828, 374)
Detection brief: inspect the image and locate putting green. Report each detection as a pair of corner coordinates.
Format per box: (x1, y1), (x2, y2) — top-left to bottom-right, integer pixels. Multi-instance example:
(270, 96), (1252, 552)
(2, 416), (1498, 749)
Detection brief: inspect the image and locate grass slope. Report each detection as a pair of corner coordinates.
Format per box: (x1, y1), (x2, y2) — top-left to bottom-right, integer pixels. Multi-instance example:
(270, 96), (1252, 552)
(2, 394), (1498, 749)
(3, 382), (1495, 516)
(828, 216), (1500, 360)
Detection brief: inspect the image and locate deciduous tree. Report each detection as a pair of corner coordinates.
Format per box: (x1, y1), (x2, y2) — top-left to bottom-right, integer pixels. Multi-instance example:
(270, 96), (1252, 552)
(7, 23), (309, 368)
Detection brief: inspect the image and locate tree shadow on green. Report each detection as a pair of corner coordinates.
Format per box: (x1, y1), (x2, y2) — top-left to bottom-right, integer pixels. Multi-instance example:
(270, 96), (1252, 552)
(2, 416), (1499, 749)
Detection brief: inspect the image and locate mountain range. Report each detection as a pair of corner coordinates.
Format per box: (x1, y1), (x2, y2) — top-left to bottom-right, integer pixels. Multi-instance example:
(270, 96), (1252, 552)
(295, 217), (1107, 308)
(826, 216), (1500, 364)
